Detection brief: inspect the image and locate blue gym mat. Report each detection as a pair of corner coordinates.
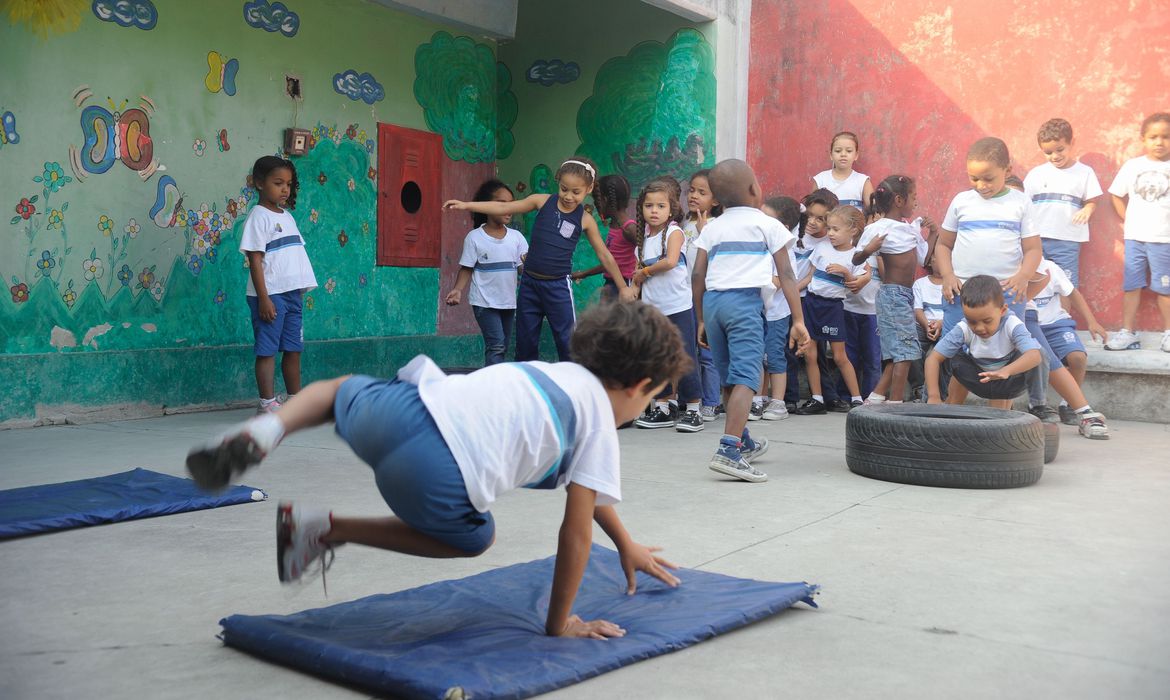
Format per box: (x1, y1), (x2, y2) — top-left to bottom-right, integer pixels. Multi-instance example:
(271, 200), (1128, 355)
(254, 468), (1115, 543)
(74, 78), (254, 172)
(0, 468), (266, 539)
(220, 544), (818, 699)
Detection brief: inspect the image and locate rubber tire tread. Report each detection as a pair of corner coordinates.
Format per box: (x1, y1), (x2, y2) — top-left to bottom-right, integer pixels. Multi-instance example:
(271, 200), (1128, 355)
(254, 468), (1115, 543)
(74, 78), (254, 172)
(846, 404), (1044, 489)
(1043, 421), (1059, 464)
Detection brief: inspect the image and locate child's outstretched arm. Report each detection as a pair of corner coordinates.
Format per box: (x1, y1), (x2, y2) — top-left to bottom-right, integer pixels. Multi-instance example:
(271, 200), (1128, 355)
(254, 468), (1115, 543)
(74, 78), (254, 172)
(1067, 288), (1108, 343)
(583, 217), (636, 302)
(444, 193), (544, 216)
(547, 484), (625, 639)
(593, 505), (680, 595)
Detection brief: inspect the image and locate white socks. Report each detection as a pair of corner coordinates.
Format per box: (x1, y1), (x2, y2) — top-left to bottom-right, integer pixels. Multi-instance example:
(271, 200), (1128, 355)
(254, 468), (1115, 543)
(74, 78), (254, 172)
(867, 393), (886, 404)
(686, 401), (701, 413)
(812, 394), (824, 403)
(248, 413), (286, 454)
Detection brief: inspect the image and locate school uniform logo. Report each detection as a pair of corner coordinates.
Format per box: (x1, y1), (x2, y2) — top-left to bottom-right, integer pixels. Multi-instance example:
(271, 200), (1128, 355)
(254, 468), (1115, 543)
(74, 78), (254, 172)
(275, 223), (283, 232)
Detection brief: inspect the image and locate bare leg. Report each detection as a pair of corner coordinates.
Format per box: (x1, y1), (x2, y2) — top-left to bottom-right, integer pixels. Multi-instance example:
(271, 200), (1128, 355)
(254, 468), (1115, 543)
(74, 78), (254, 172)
(276, 376), (351, 433)
(888, 360), (911, 400)
(1121, 289), (1142, 329)
(326, 516), (488, 558)
(255, 355), (276, 399)
(945, 378), (968, 405)
(830, 341), (861, 397)
(1066, 351), (1088, 386)
(281, 351), (302, 395)
(871, 364), (893, 398)
(1047, 367), (1090, 410)
(988, 399), (1013, 410)
(803, 343), (822, 395)
(723, 384), (755, 439)
(769, 373), (787, 401)
(1158, 293), (1170, 328)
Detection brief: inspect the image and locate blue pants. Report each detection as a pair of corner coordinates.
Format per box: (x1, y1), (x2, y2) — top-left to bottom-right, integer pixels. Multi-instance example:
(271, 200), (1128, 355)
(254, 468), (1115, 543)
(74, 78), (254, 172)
(841, 311), (880, 398)
(660, 309), (702, 400)
(1024, 309), (1058, 407)
(472, 306), (514, 366)
(516, 273), (575, 362)
(699, 346), (720, 406)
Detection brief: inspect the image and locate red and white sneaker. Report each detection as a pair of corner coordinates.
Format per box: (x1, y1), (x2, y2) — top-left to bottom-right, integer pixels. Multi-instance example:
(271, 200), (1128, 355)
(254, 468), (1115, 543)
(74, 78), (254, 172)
(1078, 411), (1110, 440)
(276, 502), (337, 587)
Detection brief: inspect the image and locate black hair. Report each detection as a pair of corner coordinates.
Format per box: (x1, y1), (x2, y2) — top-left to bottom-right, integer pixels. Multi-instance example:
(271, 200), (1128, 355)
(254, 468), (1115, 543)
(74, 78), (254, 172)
(571, 300), (693, 390)
(797, 188), (839, 249)
(960, 275), (1005, 309)
(1037, 118), (1073, 145)
(763, 195), (801, 230)
(1141, 112), (1170, 137)
(967, 137), (1011, 168)
(252, 155), (299, 209)
(1005, 174), (1025, 191)
(471, 179), (514, 228)
(555, 156), (598, 187)
(635, 178), (684, 266)
(867, 174), (914, 220)
(686, 169), (724, 219)
(593, 174), (631, 227)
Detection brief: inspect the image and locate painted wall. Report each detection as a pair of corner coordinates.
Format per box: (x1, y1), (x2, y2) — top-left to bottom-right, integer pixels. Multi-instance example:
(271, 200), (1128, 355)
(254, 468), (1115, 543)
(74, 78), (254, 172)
(0, 0), (510, 423)
(747, 0), (1168, 331)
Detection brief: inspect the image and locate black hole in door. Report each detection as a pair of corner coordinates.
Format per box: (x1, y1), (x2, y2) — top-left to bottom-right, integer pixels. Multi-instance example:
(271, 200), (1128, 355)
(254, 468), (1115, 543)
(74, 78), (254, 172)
(400, 181), (422, 214)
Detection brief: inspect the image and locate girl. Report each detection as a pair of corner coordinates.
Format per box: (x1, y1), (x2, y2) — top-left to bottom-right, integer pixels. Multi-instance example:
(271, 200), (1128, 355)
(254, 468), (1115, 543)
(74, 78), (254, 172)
(800, 205), (866, 410)
(683, 169), (724, 421)
(445, 180), (528, 366)
(239, 155), (317, 414)
(758, 195), (802, 420)
(630, 179), (704, 432)
(812, 131), (874, 213)
(445, 158), (634, 362)
(569, 174), (637, 300)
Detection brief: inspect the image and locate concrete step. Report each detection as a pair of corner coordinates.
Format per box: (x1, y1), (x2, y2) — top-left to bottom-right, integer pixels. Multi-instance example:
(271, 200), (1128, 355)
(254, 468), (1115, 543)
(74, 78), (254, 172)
(1078, 331), (1170, 423)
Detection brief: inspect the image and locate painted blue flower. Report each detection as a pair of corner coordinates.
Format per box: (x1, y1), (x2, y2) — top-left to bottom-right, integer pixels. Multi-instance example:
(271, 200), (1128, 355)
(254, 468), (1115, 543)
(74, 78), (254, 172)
(36, 162), (71, 194)
(365, 139), (375, 154)
(36, 250), (55, 277)
(214, 289), (226, 305)
(205, 246), (218, 264)
(117, 264), (133, 286)
(187, 255), (203, 275)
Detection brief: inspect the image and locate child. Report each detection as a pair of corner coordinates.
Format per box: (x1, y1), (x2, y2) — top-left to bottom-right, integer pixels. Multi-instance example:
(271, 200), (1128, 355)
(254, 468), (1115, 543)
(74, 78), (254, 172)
(854, 175), (925, 404)
(570, 174), (638, 301)
(692, 159), (809, 483)
(758, 196), (803, 420)
(630, 179), (704, 432)
(799, 205), (866, 411)
(925, 275), (1042, 409)
(445, 179), (528, 366)
(240, 156), (317, 414)
(1105, 112), (1170, 353)
(910, 259), (946, 400)
(445, 158), (635, 362)
(1024, 118), (1103, 288)
(812, 131), (874, 212)
(842, 222), (881, 401)
(683, 170), (724, 421)
(186, 301), (685, 639)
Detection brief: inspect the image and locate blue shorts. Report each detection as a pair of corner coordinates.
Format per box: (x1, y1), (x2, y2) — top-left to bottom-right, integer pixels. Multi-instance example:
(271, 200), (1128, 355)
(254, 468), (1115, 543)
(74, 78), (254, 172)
(1123, 240), (1170, 294)
(703, 288), (764, 392)
(247, 290), (304, 356)
(333, 376), (494, 554)
(876, 283), (922, 362)
(1024, 310), (1062, 369)
(1041, 318), (1087, 361)
(1041, 239), (1082, 287)
(764, 316), (791, 374)
(804, 292), (846, 342)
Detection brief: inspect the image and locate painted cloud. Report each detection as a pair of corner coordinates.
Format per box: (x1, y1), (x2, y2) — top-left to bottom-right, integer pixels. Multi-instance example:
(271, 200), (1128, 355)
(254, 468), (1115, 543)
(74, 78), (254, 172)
(526, 59), (581, 87)
(92, 0), (158, 30)
(333, 70), (384, 105)
(243, 0), (299, 38)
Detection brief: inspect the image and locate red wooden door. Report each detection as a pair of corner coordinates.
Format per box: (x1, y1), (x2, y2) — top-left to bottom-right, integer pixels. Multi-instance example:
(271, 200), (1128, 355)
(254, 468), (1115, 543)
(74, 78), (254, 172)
(376, 123), (443, 267)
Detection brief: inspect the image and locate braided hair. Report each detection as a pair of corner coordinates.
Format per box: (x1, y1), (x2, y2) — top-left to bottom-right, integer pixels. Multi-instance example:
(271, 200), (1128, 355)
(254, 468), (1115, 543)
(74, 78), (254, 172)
(866, 174), (914, 220)
(635, 178), (684, 267)
(798, 188), (839, 249)
(594, 174), (631, 228)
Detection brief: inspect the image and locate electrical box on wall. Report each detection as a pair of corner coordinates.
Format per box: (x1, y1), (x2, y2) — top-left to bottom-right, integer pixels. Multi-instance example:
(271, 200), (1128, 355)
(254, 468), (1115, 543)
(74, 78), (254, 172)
(284, 128), (311, 156)
(376, 123), (442, 267)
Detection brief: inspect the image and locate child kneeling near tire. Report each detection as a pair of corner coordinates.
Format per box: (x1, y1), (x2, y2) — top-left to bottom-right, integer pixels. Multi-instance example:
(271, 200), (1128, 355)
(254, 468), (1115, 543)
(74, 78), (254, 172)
(924, 275), (1042, 409)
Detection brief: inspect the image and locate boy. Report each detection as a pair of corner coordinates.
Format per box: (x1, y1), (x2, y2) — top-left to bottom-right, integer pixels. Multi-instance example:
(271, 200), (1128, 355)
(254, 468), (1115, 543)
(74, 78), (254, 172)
(691, 159), (810, 483)
(186, 301), (686, 639)
(925, 275), (1043, 409)
(1023, 118), (1103, 288)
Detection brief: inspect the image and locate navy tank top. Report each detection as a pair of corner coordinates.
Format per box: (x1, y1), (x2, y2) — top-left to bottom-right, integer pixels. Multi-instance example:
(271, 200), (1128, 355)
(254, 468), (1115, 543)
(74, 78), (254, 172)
(524, 195), (584, 277)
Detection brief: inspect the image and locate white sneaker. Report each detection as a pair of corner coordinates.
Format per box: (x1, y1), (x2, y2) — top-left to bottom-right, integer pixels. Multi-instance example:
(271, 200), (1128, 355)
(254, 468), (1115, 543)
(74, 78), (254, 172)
(186, 415), (284, 491)
(700, 405), (717, 422)
(1162, 331), (1170, 353)
(1104, 329), (1140, 351)
(761, 399), (790, 420)
(1078, 411), (1110, 440)
(277, 501), (338, 586)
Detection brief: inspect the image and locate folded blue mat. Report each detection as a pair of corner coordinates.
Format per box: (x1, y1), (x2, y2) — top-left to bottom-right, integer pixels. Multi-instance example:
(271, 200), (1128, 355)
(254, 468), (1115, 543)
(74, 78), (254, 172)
(0, 468), (266, 538)
(220, 544), (818, 699)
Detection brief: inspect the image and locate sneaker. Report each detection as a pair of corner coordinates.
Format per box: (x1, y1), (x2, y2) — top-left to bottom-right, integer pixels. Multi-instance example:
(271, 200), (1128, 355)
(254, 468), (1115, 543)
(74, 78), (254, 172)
(635, 406), (675, 429)
(1104, 329), (1140, 351)
(741, 436), (770, 463)
(785, 402), (797, 413)
(1162, 331), (1170, 353)
(794, 398), (827, 415)
(849, 399), (864, 410)
(761, 399), (790, 421)
(714, 403), (726, 417)
(1057, 405), (1078, 426)
(186, 416), (283, 492)
(748, 402), (765, 421)
(676, 409), (705, 433)
(257, 399), (282, 415)
(827, 399), (853, 413)
(1028, 404), (1060, 424)
(708, 444), (768, 483)
(1078, 411), (1110, 440)
(276, 502), (338, 587)
(700, 405), (718, 422)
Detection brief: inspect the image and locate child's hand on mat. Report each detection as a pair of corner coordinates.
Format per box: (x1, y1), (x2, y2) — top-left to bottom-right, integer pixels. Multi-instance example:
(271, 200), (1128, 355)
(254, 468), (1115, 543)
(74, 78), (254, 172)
(442, 199), (468, 210)
(444, 289), (461, 306)
(559, 615), (626, 640)
(258, 296), (277, 322)
(979, 370), (1011, 383)
(620, 543), (680, 595)
(941, 274), (961, 302)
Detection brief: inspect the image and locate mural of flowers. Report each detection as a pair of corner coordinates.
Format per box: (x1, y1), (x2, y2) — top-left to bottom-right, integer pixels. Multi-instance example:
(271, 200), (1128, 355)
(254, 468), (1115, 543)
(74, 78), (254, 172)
(82, 256), (104, 281)
(34, 161), (71, 197)
(337, 229), (348, 247)
(345, 124), (357, 139)
(347, 177), (355, 192)
(47, 208), (64, 229)
(309, 208), (319, 224)
(187, 255), (203, 275)
(214, 289), (225, 305)
(150, 280), (164, 301)
(226, 199), (238, 218)
(367, 166), (376, 181)
(98, 214), (114, 235)
(205, 246), (218, 264)
(124, 218), (140, 238)
(10, 280), (29, 303)
(36, 250), (56, 277)
(358, 273), (367, 287)
(13, 196), (37, 221)
(193, 139), (207, 156)
(304, 294), (314, 310)
(317, 172), (327, 185)
(61, 281), (76, 308)
(365, 139), (374, 154)
(137, 266), (156, 291)
(117, 264), (133, 286)
(324, 278), (336, 294)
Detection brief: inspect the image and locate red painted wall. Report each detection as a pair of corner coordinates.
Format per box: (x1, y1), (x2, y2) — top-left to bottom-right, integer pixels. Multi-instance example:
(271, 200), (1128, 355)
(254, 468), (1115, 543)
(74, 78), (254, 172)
(437, 158), (495, 336)
(747, 0), (1168, 331)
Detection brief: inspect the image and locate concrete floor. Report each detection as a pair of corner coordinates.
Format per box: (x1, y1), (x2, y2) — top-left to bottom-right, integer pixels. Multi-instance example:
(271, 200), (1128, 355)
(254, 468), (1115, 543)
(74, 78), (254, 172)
(2, 409), (1169, 699)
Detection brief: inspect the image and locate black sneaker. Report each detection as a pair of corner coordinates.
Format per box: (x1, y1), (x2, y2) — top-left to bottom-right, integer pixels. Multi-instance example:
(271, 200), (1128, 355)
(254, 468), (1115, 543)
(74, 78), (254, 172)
(1058, 405), (1078, 426)
(676, 409), (705, 433)
(635, 406), (675, 429)
(714, 404), (726, 417)
(1029, 404), (1060, 424)
(785, 402), (797, 413)
(748, 402), (765, 421)
(827, 399), (853, 413)
(849, 399), (864, 410)
(794, 398), (827, 415)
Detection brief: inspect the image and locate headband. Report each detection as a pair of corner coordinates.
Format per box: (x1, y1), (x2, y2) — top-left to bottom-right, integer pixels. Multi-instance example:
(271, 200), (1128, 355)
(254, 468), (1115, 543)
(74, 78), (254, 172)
(561, 160), (595, 179)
